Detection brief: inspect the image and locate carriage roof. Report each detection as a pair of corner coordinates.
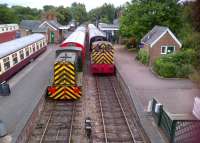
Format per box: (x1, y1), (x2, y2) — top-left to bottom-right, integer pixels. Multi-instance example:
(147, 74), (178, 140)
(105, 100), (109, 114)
(60, 30), (85, 49)
(0, 33), (45, 58)
(88, 24), (106, 41)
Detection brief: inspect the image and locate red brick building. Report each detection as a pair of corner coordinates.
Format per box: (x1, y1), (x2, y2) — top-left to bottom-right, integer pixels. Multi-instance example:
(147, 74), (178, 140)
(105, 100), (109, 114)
(0, 24), (19, 43)
(140, 26), (182, 65)
(20, 20), (66, 44)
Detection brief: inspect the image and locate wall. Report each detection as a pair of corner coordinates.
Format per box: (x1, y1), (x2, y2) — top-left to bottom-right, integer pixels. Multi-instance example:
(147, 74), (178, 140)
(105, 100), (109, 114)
(149, 32), (181, 65)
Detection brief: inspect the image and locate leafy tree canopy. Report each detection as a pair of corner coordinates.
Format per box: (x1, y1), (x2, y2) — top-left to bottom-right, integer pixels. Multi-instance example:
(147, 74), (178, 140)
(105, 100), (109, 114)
(120, 0), (183, 43)
(88, 3), (115, 23)
(70, 2), (87, 24)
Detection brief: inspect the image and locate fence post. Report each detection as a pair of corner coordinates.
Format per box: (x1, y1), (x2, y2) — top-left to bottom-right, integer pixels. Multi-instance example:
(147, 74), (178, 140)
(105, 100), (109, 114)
(158, 105), (163, 126)
(170, 120), (177, 143)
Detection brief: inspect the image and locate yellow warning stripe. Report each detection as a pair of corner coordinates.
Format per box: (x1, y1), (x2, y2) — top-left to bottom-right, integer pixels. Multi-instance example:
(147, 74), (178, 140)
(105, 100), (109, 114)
(47, 86), (81, 100)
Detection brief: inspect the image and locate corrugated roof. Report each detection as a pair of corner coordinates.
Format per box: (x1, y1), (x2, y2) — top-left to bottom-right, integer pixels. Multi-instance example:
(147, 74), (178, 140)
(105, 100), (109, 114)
(0, 34), (45, 58)
(141, 26), (168, 45)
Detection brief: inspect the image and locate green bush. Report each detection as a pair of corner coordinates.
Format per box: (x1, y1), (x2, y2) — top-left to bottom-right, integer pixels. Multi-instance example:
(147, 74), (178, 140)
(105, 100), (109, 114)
(153, 50), (195, 78)
(137, 49), (149, 65)
(176, 64), (193, 78)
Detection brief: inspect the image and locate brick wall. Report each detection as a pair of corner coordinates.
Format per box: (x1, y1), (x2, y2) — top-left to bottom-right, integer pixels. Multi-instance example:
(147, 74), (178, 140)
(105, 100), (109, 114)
(149, 32), (181, 65)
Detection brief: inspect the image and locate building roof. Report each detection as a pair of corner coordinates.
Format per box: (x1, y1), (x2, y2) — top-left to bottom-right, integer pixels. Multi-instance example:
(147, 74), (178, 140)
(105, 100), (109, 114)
(98, 23), (119, 31)
(0, 34), (45, 58)
(141, 25), (182, 48)
(39, 20), (63, 30)
(20, 20), (48, 32)
(20, 20), (63, 32)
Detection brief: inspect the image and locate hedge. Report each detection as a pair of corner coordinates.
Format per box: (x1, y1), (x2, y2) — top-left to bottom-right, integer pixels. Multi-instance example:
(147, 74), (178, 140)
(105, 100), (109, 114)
(137, 49), (149, 65)
(153, 50), (195, 78)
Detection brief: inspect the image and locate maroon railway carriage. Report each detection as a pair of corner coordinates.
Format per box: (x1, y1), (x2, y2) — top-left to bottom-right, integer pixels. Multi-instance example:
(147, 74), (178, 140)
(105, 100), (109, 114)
(0, 24), (19, 43)
(0, 34), (47, 82)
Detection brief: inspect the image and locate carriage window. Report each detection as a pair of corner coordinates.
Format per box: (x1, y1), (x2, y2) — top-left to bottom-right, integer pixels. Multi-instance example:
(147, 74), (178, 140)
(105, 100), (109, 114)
(19, 50), (24, 60)
(12, 53), (18, 65)
(36, 43), (40, 50)
(40, 43), (42, 48)
(25, 48), (29, 56)
(3, 57), (10, 70)
(33, 46), (35, 52)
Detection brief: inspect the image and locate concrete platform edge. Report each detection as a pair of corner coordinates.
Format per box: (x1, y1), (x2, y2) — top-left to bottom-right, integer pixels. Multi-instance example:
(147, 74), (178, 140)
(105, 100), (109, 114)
(116, 63), (166, 143)
(11, 91), (46, 143)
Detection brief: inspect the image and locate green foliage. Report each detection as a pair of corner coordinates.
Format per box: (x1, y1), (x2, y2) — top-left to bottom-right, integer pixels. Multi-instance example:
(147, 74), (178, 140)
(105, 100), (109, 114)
(56, 6), (72, 25)
(120, 0), (183, 42)
(0, 4), (19, 23)
(70, 2), (87, 24)
(137, 49), (149, 65)
(153, 50), (195, 78)
(88, 3), (115, 23)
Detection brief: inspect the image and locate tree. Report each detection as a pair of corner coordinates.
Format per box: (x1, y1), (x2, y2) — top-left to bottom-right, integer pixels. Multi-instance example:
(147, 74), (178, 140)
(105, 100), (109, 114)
(0, 4), (18, 23)
(120, 0), (183, 43)
(88, 3), (115, 23)
(70, 2), (87, 24)
(192, 0), (200, 32)
(56, 6), (72, 25)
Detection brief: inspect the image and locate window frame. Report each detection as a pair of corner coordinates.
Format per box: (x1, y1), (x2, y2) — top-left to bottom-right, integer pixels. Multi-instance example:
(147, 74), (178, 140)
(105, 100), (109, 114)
(3, 56), (10, 71)
(12, 53), (18, 65)
(161, 45), (175, 55)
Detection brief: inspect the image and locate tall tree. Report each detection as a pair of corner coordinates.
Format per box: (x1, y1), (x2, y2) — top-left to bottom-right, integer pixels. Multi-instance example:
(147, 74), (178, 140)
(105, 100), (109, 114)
(0, 4), (18, 23)
(70, 2), (87, 24)
(192, 0), (200, 32)
(56, 6), (72, 25)
(88, 3), (115, 23)
(120, 0), (183, 42)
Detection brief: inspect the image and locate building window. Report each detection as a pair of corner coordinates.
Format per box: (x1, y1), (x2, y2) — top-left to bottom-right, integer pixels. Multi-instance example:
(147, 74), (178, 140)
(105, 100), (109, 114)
(19, 50), (24, 60)
(161, 46), (175, 54)
(3, 57), (10, 70)
(12, 53), (18, 65)
(25, 48), (29, 56)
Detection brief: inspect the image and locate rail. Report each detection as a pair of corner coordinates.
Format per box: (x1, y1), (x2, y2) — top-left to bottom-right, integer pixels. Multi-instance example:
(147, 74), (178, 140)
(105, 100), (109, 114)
(109, 77), (137, 142)
(95, 76), (108, 143)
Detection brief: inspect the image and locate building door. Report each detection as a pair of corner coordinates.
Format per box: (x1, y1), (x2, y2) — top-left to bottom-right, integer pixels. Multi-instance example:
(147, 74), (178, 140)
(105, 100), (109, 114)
(50, 32), (55, 43)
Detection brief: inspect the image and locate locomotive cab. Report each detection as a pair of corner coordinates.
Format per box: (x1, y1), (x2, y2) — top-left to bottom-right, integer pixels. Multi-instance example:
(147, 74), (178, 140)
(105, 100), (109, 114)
(47, 47), (83, 100)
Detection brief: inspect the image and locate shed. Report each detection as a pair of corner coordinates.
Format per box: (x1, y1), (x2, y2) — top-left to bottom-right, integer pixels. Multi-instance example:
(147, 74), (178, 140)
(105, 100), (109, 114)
(140, 25), (182, 64)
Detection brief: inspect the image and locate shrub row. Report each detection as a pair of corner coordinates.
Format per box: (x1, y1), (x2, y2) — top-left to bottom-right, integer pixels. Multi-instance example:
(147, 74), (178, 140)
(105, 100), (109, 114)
(153, 50), (196, 78)
(137, 49), (149, 65)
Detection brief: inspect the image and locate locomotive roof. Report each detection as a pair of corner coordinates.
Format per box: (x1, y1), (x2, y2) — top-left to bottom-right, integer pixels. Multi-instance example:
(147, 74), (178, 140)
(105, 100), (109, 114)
(0, 33), (45, 58)
(60, 31), (86, 48)
(88, 24), (106, 40)
(56, 52), (76, 63)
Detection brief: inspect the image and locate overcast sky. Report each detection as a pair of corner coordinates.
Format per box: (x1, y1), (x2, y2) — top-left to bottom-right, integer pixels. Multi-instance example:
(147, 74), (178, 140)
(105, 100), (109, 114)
(0, 0), (131, 11)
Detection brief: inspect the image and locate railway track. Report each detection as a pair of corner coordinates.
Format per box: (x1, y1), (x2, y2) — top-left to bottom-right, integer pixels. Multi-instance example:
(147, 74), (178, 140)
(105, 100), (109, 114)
(28, 101), (76, 143)
(94, 76), (147, 143)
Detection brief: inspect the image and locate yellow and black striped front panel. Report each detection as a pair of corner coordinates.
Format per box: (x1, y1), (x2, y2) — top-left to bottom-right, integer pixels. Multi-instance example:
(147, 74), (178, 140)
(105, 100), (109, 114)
(53, 62), (76, 85)
(91, 50), (114, 64)
(47, 86), (82, 100)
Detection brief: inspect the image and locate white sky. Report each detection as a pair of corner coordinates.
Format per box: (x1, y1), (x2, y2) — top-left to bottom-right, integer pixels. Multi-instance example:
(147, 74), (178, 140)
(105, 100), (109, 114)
(0, 0), (131, 11)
